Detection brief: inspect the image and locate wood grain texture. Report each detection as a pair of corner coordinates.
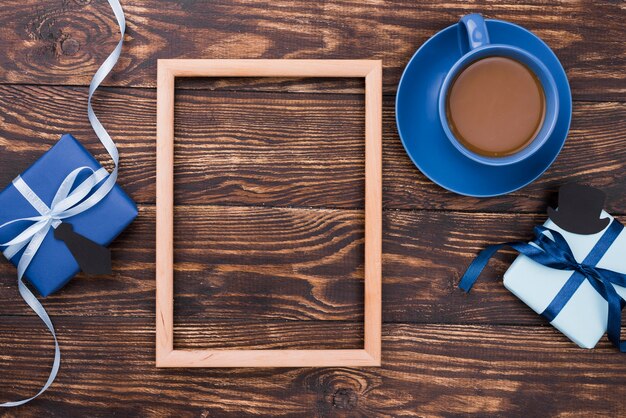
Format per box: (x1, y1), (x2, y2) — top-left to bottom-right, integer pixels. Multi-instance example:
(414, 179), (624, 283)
(363, 60), (382, 363)
(0, 1), (624, 100)
(0, 206), (591, 327)
(0, 317), (625, 417)
(0, 85), (626, 212)
(155, 56), (176, 364)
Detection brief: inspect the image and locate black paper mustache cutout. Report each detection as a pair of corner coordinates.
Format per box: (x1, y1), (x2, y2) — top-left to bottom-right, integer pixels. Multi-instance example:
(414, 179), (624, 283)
(54, 222), (112, 275)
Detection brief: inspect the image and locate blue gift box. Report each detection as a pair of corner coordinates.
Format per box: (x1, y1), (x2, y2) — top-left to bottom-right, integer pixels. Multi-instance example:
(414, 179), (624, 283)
(0, 134), (137, 297)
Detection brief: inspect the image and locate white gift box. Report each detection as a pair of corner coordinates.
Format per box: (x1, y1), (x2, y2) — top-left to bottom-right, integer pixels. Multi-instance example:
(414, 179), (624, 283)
(503, 211), (626, 349)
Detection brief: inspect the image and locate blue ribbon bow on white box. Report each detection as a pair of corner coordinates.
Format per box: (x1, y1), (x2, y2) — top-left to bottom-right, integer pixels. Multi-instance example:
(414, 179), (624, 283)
(460, 185), (626, 352)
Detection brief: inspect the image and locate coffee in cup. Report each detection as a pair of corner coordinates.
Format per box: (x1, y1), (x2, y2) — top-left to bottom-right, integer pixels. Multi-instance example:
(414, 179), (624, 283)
(446, 56), (546, 158)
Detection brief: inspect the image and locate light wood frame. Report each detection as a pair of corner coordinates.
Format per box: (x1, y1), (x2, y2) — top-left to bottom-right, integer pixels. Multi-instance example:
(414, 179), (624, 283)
(156, 59), (382, 367)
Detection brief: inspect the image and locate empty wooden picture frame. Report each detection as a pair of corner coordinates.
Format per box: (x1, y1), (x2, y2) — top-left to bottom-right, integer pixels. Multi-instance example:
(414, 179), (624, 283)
(156, 59), (382, 367)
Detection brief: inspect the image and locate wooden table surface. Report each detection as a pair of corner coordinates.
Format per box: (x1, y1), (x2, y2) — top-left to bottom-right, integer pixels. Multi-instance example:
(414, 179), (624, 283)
(1, 1), (625, 416)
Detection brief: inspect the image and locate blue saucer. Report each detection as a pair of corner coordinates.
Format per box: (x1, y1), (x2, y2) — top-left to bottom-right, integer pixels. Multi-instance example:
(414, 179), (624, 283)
(396, 19), (572, 197)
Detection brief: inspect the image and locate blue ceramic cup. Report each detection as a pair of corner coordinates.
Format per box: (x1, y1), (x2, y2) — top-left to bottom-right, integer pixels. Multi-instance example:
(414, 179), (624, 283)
(438, 14), (559, 166)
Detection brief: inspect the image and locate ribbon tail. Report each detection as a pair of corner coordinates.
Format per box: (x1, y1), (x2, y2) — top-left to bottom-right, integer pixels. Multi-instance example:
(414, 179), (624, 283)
(604, 286), (626, 352)
(3, 239), (30, 262)
(0, 276), (60, 407)
(0, 216), (54, 406)
(459, 243), (505, 292)
(459, 237), (548, 293)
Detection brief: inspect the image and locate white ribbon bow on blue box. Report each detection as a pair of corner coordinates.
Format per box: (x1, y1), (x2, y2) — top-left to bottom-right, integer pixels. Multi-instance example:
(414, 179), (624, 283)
(0, 0), (133, 407)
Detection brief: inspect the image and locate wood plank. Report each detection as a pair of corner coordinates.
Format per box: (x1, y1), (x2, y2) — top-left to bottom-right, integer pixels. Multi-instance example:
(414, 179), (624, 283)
(0, 206), (604, 326)
(1, 85), (626, 212)
(0, 1), (624, 100)
(174, 320), (363, 350)
(0, 317), (624, 416)
(172, 88), (365, 207)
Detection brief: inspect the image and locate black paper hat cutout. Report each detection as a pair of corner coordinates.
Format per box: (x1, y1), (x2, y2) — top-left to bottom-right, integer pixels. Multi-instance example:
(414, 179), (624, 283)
(547, 183), (610, 235)
(54, 222), (112, 275)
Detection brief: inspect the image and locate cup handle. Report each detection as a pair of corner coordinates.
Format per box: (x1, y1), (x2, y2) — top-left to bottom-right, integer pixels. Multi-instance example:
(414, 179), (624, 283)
(460, 13), (490, 50)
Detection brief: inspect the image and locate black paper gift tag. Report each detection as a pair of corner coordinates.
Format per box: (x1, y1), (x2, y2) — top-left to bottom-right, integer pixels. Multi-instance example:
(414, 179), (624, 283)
(54, 222), (112, 275)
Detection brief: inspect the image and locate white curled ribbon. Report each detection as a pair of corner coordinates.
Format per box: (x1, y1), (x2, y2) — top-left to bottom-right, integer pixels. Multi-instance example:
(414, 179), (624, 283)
(0, 0), (126, 407)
